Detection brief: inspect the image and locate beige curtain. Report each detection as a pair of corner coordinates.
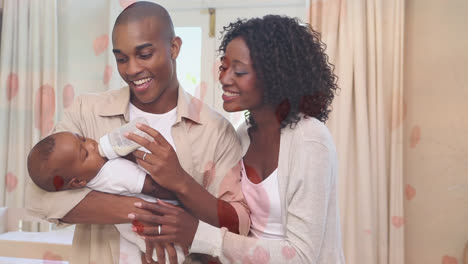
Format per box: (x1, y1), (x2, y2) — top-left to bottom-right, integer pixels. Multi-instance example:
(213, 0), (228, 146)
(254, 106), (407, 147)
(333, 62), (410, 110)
(0, 0), (58, 209)
(0, 0), (124, 210)
(308, 0), (405, 263)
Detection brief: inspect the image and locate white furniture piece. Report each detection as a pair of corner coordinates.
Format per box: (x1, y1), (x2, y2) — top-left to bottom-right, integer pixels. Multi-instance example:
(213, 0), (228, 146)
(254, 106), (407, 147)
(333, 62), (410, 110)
(0, 207), (73, 263)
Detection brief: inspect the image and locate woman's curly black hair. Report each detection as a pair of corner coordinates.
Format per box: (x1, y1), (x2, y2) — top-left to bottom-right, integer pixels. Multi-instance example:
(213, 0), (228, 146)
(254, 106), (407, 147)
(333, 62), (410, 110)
(219, 15), (339, 128)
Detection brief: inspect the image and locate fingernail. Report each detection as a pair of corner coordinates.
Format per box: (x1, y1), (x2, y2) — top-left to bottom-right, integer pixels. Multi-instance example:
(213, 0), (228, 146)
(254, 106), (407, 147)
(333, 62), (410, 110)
(128, 213), (135, 219)
(136, 123), (142, 128)
(124, 132), (130, 137)
(134, 202), (142, 207)
(132, 226), (137, 232)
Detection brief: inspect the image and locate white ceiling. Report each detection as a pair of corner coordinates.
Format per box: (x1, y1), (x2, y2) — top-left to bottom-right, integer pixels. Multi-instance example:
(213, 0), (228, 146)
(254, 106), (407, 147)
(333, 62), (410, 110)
(151, 0), (306, 11)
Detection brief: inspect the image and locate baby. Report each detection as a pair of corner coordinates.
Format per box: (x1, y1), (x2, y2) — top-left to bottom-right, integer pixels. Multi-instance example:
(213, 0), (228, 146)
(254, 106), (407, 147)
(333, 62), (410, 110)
(27, 131), (185, 264)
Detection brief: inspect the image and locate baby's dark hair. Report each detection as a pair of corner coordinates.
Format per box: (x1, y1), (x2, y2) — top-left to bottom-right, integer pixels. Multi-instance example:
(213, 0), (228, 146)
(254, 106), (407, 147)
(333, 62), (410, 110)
(219, 15), (339, 128)
(27, 135), (57, 192)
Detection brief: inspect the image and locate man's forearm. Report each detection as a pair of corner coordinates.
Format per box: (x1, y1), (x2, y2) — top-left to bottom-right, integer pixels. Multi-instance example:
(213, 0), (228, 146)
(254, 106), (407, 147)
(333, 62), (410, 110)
(142, 175), (178, 200)
(61, 191), (149, 224)
(176, 174), (240, 234)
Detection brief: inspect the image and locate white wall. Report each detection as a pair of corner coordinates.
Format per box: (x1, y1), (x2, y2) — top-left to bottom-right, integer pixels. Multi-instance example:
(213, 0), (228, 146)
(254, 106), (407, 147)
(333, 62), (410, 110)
(404, 0), (468, 263)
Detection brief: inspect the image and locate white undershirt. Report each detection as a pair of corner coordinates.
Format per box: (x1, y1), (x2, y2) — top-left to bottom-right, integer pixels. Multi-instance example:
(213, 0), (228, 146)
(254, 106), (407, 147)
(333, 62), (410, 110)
(240, 161), (285, 239)
(128, 103), (177, 151)
(118, 103), (183, 264)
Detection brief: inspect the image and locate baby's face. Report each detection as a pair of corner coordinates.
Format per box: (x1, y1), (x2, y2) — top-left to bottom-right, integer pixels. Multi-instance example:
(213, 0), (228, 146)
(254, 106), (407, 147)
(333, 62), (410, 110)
(50, 132), (106, 188)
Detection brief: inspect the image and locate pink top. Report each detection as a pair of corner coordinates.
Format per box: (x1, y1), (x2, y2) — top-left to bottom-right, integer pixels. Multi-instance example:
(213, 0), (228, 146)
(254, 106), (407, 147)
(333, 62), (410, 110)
(241, 161), (285, 239)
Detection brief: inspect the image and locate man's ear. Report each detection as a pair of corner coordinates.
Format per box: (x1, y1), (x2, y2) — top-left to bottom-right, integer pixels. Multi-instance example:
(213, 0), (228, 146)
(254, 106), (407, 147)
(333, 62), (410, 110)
(170, 36), (182, 60)
(67, 177), (87, 189)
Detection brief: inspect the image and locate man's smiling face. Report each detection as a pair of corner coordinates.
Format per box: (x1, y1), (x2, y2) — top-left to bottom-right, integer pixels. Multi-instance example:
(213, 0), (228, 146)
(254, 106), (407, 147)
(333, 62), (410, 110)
(112, 16), (179, 110)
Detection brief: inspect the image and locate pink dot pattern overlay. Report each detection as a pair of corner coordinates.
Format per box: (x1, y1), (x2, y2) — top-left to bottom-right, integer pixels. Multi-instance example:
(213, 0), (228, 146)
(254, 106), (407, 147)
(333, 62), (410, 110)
(391, 216), (404, 229)
(202, 161), (216, 189)
(281, 245), (297, 260)
(34, 84), (56, 136)
(120, 0), (136, 9)
(120, 252), (129, 264)
(242, 245), (270, 264)
(5, 172), (18, 192)
(405, 184), (416, 201)
(42, 251), (63, 263)
(442, 255), (458, 264)
(410, 125), (421, 148)
(6, 73), (19, 101)
(93, 34), (109, 56)
(63, 83), (75, 109)
(188, 82), (208, 129)
(103, 65), (113, 85)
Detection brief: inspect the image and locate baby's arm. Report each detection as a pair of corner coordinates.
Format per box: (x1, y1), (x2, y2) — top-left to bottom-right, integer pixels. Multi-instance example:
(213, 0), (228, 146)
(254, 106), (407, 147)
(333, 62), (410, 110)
(141, 175), (178, 200)
(88, 158), (179, 202)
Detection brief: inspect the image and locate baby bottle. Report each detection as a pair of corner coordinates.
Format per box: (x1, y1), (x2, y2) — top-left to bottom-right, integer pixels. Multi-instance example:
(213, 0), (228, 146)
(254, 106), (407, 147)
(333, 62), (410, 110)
(98, 117), (151, 159)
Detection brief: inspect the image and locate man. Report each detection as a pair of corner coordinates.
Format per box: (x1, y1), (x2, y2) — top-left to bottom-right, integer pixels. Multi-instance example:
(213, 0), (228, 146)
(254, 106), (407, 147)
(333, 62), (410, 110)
(26, 2), (249, 263)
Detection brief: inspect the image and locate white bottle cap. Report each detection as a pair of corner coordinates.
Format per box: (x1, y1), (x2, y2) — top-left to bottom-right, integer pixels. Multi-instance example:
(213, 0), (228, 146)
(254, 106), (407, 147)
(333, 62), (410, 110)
(99, 134), (119, 159)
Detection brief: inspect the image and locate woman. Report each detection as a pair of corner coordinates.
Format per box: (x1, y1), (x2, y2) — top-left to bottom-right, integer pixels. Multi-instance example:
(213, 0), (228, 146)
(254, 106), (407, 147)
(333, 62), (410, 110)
(129, 15), (345, 263)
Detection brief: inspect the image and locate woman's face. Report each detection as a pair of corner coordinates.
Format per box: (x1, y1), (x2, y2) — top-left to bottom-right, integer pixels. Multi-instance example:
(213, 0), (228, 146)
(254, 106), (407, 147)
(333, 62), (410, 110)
(219, 37), (263, 112)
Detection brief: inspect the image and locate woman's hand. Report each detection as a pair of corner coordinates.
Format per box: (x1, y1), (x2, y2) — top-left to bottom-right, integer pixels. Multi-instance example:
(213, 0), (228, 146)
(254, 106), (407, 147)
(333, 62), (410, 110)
(125, 123), (190, 192)
(130, 200), (199, 249)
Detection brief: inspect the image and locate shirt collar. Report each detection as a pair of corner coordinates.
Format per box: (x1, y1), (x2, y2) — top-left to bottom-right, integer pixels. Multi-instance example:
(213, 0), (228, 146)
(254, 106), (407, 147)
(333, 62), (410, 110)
(96, 85), (204, 125)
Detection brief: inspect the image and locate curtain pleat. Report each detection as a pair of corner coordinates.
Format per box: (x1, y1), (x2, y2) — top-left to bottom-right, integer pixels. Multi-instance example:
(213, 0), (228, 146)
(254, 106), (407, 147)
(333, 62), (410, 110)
(308, 0), (405, 263)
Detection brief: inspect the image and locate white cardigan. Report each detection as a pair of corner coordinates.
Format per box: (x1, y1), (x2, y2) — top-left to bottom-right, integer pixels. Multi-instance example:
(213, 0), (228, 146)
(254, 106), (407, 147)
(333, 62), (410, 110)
(190, 117), (345, 264)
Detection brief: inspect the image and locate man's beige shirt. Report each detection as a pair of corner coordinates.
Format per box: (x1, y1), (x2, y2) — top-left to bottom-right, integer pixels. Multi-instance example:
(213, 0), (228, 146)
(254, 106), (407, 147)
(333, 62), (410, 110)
(26, 86), (250, 263)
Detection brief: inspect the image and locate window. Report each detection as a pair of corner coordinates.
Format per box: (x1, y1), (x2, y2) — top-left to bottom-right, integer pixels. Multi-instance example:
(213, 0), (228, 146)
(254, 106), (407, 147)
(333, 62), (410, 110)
(175, 27), (202, 96)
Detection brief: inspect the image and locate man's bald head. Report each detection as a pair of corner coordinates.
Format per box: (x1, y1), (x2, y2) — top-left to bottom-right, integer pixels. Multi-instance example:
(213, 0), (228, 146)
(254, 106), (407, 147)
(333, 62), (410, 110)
(114, 1), (175, 40)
